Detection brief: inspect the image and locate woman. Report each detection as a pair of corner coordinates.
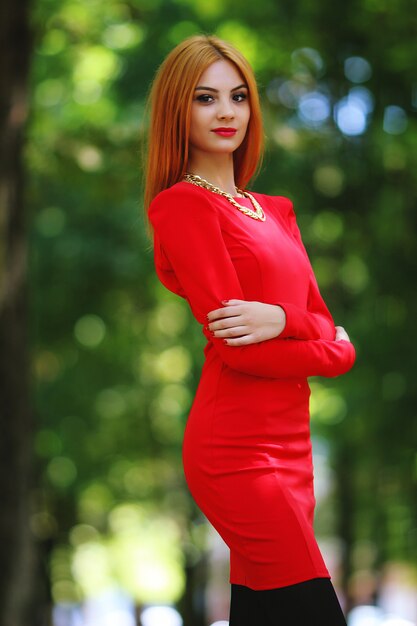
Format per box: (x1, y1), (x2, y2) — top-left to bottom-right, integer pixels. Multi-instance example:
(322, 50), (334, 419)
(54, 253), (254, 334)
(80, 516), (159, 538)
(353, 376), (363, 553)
(143, 34), (355, 625)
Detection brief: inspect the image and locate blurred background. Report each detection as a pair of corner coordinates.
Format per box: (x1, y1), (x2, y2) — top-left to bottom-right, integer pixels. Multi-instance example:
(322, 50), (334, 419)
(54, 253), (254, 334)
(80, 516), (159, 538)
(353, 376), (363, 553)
(1, 0), (416, 624)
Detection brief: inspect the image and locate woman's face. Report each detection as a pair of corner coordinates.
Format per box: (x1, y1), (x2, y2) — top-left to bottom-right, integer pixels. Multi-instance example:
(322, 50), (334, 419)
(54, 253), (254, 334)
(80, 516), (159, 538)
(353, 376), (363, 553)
(188, 59), (250, 159)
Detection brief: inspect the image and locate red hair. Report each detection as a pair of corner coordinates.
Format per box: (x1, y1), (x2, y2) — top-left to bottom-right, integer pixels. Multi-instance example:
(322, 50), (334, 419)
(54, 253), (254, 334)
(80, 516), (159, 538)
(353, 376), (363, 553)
(142, 34), (265, 234)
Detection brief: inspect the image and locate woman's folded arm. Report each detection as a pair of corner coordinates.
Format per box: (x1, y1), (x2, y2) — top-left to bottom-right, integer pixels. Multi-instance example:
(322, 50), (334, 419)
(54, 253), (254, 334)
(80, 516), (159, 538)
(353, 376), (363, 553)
(149, 185), (355, 380)
(271, 196), (336, 342)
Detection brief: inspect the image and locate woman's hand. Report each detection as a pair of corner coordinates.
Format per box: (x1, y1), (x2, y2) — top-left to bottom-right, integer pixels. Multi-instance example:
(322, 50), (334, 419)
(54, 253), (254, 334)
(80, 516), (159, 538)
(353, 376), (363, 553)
(335, 326), (350, 342)
(206, 299), (286, 346)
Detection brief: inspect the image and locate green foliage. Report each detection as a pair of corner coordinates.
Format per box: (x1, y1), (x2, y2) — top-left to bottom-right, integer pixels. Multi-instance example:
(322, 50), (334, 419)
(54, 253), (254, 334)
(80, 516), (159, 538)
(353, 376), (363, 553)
(28, 0), (417, 612)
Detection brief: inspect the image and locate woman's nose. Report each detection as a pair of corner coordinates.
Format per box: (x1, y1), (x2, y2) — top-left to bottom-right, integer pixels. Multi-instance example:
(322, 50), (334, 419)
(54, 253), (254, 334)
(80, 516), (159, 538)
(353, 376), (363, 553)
(217, 99), (235, 119)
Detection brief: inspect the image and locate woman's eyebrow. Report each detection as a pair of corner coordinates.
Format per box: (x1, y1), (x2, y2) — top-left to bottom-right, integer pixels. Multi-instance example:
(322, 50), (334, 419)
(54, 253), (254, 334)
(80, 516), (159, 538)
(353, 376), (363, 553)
(194, 83), (248, 92)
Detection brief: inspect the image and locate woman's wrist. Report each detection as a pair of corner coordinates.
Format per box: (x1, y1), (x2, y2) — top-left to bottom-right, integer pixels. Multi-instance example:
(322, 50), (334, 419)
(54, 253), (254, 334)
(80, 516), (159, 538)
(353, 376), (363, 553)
(274, 304), (286, 336)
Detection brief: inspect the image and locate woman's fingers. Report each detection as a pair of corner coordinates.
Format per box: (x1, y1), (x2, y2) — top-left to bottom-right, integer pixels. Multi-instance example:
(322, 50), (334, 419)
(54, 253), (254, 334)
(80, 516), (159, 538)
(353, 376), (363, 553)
(208, 315), (242, 332)
(223, 333), (259, 346)
(210, 325), (248, 338)
(207, 300), (285, 344)
(335, 325), (350, 342)
(207, 301), (244, 323)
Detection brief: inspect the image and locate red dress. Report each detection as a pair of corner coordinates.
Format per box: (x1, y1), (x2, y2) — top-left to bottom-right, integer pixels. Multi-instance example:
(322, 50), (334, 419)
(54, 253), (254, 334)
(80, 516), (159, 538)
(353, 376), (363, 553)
(148, 181), (355, 590)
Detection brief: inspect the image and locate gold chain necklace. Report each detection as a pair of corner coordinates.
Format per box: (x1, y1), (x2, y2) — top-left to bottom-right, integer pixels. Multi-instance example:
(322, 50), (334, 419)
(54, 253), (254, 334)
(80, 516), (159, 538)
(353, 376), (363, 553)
(183, 173), (266, 222)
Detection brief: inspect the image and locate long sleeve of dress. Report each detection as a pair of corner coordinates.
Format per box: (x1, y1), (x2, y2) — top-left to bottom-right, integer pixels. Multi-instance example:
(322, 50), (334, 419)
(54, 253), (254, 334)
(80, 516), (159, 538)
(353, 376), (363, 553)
(274, 198), (336, 341)
(148, 187), (355, 380)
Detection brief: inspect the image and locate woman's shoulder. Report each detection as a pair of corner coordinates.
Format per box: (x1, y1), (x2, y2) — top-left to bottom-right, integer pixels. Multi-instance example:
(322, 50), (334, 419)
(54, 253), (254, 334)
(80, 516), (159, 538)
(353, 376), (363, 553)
(151, 181), (212, 204)
(251, 190), (294, 206)
(250, 191), (295, 220)
(148, 181), (220, 230)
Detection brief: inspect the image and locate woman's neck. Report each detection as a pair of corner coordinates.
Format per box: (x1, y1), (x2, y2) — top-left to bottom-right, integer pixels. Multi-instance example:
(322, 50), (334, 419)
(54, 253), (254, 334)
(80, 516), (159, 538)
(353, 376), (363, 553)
(186, 153), (239, 197)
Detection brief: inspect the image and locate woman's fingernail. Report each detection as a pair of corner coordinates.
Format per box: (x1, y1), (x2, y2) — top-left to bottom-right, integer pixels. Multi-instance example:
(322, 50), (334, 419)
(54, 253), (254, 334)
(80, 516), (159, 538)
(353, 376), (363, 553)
(223, 339), (228, 344)
(222, 300), (229, 304)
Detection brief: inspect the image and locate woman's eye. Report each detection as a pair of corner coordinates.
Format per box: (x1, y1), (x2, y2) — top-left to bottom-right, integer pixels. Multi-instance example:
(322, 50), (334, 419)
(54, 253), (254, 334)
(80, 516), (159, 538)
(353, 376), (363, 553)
(196, 94), (214, 103)
(233, 92), (247, 102)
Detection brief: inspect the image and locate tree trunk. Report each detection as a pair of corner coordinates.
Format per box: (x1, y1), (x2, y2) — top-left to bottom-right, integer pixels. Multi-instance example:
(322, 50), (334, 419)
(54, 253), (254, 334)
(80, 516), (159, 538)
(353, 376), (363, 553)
(0, 0), (37, 624)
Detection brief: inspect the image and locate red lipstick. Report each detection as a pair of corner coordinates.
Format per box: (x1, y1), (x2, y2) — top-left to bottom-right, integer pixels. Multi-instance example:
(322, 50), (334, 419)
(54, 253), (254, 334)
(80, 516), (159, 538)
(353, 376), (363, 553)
(212, 127), (237, 137)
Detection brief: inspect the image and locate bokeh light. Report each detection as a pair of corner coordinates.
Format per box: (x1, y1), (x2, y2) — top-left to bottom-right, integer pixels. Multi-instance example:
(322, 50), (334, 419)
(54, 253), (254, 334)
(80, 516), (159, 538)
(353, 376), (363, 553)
(291, 47), (325, 77)
(313, 165), (345, 197)
(140, 605), (183, 626)
(344, 56), (372, 83)
(47, 456), (77, 488)
(298, 91), (331, 127)
(310, 382), (348, 425)
(74, 314), (106, 348)
(383, 106), (408, 135)
(334, 95), (368, 136)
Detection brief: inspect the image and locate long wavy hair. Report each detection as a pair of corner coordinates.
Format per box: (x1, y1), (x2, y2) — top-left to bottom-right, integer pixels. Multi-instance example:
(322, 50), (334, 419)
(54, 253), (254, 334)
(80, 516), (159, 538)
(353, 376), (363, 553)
(142, 34), (265, 233)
